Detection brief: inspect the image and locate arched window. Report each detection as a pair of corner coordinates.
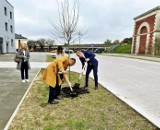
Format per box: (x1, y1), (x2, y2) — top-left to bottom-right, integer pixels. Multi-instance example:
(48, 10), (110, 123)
(140, 26), (147, 34)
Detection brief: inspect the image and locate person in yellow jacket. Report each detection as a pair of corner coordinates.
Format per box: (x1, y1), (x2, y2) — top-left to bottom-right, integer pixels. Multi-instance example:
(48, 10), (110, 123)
(43, 56), (76, 104)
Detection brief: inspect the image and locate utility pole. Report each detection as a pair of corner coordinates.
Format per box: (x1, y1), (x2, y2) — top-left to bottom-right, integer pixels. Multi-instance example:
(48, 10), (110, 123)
(78, 32), (82, 48)
(92, 43), (94, 52)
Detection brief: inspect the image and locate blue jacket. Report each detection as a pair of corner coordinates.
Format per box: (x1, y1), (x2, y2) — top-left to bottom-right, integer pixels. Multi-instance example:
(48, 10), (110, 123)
(80, 50), (98, 68)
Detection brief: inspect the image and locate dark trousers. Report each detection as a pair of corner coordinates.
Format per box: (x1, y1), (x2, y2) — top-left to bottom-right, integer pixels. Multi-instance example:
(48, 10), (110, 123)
(55, 83), (61, 97)
(85, 62), (98, 87)
(48, 75), (63, 102)
(21, 62), (28, 80)
(55, 74), (63, 97)
(48, 86), (56, 103)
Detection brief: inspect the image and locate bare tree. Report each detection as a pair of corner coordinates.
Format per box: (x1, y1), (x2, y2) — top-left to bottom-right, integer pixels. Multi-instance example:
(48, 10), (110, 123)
(50, 0), (80, 80)
(50, 0), (79, 55)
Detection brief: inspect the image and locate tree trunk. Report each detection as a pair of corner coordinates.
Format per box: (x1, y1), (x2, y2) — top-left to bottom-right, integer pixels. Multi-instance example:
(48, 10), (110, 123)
(67, 41), (71, 81)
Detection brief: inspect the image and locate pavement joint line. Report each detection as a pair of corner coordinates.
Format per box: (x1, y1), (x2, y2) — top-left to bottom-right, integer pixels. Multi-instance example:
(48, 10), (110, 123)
(3, 69), (42, 130)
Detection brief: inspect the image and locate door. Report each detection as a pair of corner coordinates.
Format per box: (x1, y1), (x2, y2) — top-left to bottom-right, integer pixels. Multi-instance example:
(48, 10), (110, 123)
(139, 26), (147, 54)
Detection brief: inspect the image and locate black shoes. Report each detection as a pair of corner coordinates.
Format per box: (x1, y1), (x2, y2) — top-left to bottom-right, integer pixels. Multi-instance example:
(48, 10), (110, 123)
(94, 86), (98, 90)
(84, 86), (90, 93)
(48, 100), (59, 105)
(84, 86), (98, 90)
(84, 86), (88, 89)
(54, 96), (63, 100)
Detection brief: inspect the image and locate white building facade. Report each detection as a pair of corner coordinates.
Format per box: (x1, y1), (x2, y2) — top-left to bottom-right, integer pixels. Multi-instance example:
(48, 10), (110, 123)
(15, 33), (28, 50)
(0, 0), (15, 54)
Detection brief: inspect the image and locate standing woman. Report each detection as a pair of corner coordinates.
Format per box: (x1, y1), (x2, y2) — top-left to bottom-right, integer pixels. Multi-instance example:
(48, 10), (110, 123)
(55, 46), (64, 99)
(16, 43), (31, 82)
(56, 46), (64, 59)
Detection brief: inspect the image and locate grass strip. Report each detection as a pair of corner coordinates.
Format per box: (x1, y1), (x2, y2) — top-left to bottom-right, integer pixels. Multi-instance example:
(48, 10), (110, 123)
(9, 70), (158, 130)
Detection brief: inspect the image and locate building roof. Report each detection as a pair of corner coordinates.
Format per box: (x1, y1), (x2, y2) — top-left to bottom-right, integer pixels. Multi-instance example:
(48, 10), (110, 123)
(6, 0), (14, 8)
(15, 33), (27, 39)
(134, 6), (160, 20)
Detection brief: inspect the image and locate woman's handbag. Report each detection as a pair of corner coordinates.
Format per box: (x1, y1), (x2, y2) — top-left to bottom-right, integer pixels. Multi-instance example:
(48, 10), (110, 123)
(14, 54), (20, 63)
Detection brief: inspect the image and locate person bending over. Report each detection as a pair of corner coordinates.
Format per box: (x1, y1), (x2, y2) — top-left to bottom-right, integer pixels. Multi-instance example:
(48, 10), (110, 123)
(76, 50), (98, 90)
(43, 56), (76, 104)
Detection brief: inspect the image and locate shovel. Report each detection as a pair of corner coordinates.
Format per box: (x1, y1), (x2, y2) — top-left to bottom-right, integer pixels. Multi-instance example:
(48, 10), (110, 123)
(69, 84), (78, 97)
(58, 71), (77, 97)
(74, 62), (87, 88)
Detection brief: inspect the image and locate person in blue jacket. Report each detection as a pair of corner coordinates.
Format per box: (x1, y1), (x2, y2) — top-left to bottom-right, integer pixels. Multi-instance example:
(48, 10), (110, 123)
(76, 50), (98, 90)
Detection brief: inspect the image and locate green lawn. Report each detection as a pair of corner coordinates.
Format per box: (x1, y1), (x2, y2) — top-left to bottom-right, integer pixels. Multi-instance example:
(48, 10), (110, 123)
(110, 44), (132, 53)
(8, 55), (158, 130)
(45, 55), (56, 62)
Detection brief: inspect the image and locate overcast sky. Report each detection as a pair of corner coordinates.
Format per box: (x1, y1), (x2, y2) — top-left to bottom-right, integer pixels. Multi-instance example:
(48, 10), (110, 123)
(9, 0), (160, 44)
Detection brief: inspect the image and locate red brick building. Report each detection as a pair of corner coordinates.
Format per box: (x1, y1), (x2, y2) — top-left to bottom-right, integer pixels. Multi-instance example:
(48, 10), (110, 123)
(132, 6), (160, 55)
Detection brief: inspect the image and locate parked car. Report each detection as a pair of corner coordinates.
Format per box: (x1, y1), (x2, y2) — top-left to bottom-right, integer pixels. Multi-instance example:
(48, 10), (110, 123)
(94, 48), (105, 53)
(64, 48), (74, 54)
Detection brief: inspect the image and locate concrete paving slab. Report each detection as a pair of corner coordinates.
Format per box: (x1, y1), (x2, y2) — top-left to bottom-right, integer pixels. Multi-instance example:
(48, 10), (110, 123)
(0, 52), (47, 62)
(0, 120), (8, 130)
(0, 62), (49, 68)
(0, 68), (39, 130)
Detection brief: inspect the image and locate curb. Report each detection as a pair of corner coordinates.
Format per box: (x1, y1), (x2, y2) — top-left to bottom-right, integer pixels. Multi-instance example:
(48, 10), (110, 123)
(105, 54), (160, 63)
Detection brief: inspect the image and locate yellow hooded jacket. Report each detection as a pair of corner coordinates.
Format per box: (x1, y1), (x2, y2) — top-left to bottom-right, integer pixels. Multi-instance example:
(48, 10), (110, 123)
(43, 56), (69, 88)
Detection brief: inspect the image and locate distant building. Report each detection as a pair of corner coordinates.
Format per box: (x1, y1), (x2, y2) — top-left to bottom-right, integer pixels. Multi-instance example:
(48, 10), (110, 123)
(15, 33), (28, 50)
(132, 6), (160, 55)
(0, 0), (15, 54)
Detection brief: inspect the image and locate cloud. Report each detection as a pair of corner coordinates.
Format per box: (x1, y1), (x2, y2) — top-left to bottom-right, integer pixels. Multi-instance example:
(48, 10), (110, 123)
(9, 0), (160, 43)
(78, 0), (160, 43)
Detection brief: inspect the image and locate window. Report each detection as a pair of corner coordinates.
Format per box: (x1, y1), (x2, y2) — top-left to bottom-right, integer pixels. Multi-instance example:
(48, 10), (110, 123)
(10, 25), (13, 33)
(4, 7), (7, 16)
(11, 39), (14, 46)
(5, 22), (8, 31)
(10, 12), (12, 19)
